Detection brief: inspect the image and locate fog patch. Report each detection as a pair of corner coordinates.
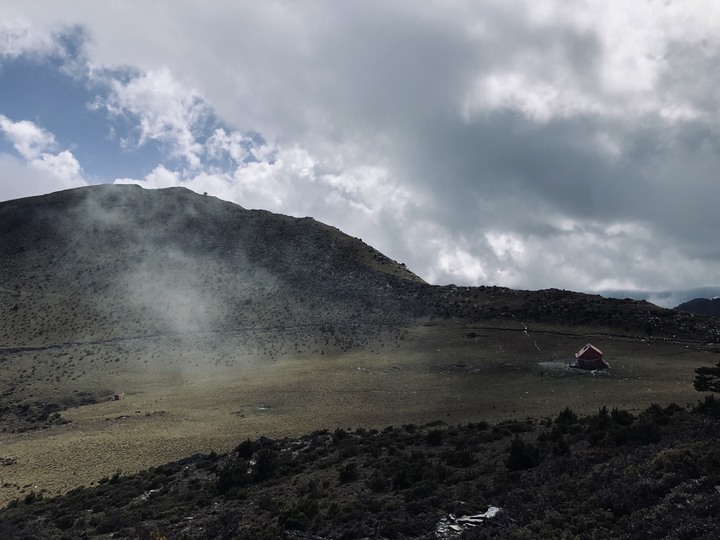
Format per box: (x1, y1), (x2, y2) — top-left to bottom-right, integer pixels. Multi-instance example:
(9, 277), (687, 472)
(123, 247), (217, 334)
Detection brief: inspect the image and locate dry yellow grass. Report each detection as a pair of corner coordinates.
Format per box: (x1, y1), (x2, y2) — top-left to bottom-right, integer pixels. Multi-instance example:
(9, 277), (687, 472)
(0, 320), (708, 507)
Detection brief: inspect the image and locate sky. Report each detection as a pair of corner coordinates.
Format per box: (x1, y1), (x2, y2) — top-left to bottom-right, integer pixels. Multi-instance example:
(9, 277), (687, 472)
(1, 1), (719, 307)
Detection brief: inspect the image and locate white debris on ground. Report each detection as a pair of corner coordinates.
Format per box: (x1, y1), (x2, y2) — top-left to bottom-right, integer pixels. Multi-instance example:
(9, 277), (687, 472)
(521, 322), (542, 352)
(435, 506), (503, 538)
(129, 488), (162, 506)
(537, 360), (572, 372)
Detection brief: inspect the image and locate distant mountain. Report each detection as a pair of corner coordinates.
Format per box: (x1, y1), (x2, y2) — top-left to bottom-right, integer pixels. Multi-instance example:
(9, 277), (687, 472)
(675, 297), (720, 317)
(600, 287), (720, 309)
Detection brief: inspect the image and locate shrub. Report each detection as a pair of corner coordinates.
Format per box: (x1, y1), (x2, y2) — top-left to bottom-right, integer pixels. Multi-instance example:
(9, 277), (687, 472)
(632, 422), (662, 445)
(612, 427), (632, 446)
(442, 448), (476, 468)
(426, 429), (444, 446)
(506, 436), (541, 471)
(391, 453), (443, 490)
(556, 406), (578, 426)
(236, 439), (254, 459)
(252, 449), (278, 483)
(278, 504), (311, 532)
(95, 510), (123, 534)
(551, 426), (570, 456)
(23, 491), (43, 505)
(216, 459), (250, 494)
(338, 462), (359, 483)
(693, 395), (720, 418)
(553, 436), (570, 456)
(694, 360), (720, 393)
(611, 408), (634, 426)
(589, 406), (612, 430)
(644, 404), (671, 426)
(366, 472), (389, 493)
(588, 406), (613, 444)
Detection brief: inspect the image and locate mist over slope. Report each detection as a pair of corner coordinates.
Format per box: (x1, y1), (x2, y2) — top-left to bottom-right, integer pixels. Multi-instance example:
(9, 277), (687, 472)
(0, 184), (426, 348)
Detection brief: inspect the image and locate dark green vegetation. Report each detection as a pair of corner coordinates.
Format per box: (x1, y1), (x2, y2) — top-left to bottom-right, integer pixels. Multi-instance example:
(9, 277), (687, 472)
(695, 360), (720, 393)
(1, 400), (719, 539)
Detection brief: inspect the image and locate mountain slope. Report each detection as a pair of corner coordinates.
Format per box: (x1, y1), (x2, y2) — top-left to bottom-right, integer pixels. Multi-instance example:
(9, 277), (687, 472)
(3, 184), (720, 350)
(0, 184), (426, 348)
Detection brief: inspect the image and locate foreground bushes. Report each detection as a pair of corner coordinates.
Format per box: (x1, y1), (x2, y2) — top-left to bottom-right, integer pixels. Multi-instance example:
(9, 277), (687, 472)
(1, 401), (719, 539)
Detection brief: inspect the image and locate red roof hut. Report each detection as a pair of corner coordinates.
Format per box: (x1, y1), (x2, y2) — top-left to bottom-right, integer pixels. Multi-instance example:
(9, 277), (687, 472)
(572, 343), (609, 370)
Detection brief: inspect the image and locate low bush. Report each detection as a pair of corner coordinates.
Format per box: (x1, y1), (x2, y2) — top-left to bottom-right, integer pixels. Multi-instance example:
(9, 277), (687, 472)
(338, 462), (359, 483)
(506, 436), (541, 471)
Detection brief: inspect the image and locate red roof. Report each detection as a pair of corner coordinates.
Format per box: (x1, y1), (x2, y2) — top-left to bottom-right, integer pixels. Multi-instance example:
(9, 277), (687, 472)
(575, 343), (603, 360)
(572, 343), (609, 369)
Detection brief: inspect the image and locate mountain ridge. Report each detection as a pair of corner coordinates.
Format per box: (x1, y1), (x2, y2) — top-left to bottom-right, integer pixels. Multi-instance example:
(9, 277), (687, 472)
(675, 297), (720, 317)
(3, 184), (720, 350)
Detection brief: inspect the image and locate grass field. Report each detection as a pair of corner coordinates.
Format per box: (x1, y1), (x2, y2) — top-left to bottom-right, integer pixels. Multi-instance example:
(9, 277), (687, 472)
(0, 318), (710, 507)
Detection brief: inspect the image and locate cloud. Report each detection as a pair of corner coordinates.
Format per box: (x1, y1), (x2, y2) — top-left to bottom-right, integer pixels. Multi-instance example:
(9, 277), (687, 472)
(0, 115), (86, 197)
(4, 1), (720, 296)
(92, 68), (208, 168)
(0, 19), (59, 59)
(0, 115), (57, 160)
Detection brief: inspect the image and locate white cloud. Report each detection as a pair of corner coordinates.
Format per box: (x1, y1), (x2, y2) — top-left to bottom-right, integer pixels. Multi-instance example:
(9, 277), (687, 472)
(115, 165), (180, 190)
(0, 153), (73, 200)
(0, 115), (86, 195)
(460, 1), (720, 124)
(30, 150), (83, 184)
(205, 128), (253, 163)
(485, 232), (526, 263)
(0, 19), (59, 58)
(435, 245), (489, 285)
(0, 115), (57, 160)
(94, 68), (208, 168)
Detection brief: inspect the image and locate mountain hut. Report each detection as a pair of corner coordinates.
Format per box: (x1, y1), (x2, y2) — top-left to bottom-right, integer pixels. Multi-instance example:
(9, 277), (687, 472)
(572, 343), (609, 370)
